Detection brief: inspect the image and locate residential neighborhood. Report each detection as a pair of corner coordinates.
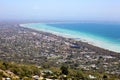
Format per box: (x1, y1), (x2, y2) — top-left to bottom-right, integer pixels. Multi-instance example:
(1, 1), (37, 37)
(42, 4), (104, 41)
(0, 24), (120, 79)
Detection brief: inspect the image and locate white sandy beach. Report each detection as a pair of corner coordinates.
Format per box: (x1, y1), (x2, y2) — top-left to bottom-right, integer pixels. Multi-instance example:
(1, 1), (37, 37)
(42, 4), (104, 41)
(20, 23), (120, 53)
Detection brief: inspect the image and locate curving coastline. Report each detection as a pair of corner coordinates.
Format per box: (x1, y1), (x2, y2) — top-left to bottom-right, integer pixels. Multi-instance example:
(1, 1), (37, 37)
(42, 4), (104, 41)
(20, 23), (120, 53)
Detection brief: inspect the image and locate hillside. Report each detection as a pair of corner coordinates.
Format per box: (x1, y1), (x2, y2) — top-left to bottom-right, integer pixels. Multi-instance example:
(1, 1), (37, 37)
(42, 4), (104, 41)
(0, 23), (120, 80)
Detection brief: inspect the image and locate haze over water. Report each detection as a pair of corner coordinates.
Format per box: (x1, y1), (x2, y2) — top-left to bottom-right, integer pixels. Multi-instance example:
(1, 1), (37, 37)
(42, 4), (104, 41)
(1, 0), (120, 22)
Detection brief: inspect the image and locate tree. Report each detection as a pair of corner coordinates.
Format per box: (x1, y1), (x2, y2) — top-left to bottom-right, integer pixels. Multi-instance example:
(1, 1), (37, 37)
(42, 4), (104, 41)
(60, 65), (68, 75)
(103, 75), (108, 80)
(2, 62), (9, 70)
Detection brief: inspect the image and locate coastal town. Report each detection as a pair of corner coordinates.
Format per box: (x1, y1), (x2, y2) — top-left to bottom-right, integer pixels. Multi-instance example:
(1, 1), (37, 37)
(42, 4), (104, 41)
(0, 23), (120, 79)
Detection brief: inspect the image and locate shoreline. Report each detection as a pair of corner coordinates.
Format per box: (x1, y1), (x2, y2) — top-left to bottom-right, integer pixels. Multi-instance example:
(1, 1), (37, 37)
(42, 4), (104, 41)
(20, 23), (120, 53)
(0, 23), (120, 79)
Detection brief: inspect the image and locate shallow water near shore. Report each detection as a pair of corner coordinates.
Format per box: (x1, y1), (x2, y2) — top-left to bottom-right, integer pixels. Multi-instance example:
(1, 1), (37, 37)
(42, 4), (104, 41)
(21, 23), (120, 53)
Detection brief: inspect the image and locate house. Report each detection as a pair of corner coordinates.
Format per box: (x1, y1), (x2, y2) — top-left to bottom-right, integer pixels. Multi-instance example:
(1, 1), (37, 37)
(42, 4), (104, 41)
(89, 75), (96, 79)
(33, 75), (39, 80)
(5, 78), (11, 80)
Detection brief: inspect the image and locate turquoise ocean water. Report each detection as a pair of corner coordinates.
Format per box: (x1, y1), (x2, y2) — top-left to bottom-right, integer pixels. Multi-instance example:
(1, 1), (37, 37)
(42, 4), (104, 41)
(21, 23), (120, 53)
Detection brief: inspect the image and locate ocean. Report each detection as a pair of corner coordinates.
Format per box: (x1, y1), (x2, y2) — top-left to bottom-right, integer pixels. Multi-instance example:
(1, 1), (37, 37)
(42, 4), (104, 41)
(21, 22), (120, 53)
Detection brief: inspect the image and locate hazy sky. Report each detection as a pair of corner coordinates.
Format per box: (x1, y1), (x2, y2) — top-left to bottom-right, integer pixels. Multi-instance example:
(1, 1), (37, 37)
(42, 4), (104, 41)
(0, 0), (120, 22)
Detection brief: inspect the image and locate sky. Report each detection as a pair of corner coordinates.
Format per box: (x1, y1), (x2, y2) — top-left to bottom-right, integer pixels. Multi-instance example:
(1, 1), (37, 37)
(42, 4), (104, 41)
(0, 0), (120, 22)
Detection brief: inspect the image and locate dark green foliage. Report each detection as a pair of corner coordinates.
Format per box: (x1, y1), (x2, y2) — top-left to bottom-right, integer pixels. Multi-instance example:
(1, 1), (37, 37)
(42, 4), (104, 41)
(60, 65), (69, 75)
(103, 75), (108, 79)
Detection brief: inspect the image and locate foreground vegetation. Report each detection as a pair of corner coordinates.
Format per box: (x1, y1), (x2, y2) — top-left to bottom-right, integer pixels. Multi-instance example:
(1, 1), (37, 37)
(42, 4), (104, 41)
(0, 60), (120, 80)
